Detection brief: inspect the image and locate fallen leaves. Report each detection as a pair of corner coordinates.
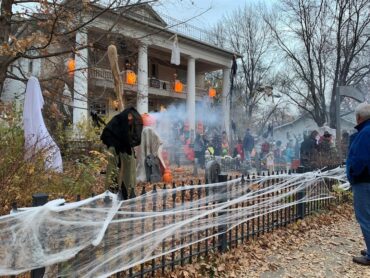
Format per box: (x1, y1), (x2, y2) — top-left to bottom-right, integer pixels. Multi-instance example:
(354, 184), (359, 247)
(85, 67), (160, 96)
(164, 204), (367, 278)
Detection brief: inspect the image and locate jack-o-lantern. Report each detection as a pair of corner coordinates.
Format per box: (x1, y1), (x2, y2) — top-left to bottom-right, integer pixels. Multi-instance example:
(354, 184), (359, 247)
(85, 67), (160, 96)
(174, 80), (183, 93)
(126, 70), (137, 85)
(67, 58), (75, 76)
(163, 169), (173, 183)
(141, 113), (156, 127)
(209, 87), (216, 97)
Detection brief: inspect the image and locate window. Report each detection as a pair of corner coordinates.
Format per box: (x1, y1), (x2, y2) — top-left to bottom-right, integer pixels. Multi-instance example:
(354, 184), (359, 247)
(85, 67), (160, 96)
(151, 63), (157, 78)
(90, 102), (107, 116)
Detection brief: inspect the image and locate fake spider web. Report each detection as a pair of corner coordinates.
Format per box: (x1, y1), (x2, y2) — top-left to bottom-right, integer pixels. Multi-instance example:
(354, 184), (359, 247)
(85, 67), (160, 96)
(0, 167), (348, 277)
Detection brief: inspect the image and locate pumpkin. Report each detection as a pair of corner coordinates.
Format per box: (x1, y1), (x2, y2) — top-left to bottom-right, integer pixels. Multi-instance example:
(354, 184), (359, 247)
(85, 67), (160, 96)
(173, 80), (183, 93)
(141, 113), (156, 127)
(126, 70), (137, 85)
(163, 169), (173, 183)
(209, 87), (216, 97)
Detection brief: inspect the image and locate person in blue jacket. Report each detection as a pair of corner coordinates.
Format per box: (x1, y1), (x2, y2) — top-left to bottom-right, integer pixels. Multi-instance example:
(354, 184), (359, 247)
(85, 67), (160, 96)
(347, 103), (370, 265)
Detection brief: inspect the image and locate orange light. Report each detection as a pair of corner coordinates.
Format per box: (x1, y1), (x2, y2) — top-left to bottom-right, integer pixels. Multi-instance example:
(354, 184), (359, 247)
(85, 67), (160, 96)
(67, 58), (75, 76)
(126, 70), (137, 85)
(209, 87), (216, 97)
(174, 80), (183, 93)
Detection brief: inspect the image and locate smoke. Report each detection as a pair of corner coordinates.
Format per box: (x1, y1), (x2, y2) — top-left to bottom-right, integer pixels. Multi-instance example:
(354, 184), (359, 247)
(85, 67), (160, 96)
(148, 98), (224, 145)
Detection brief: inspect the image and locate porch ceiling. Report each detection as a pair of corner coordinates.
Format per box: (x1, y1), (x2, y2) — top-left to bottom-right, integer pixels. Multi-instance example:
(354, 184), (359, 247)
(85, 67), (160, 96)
(149, 46), (225, 73)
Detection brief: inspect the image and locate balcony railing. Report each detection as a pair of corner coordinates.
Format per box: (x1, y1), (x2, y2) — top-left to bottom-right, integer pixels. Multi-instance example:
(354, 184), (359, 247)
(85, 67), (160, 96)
(89, 67), (208, 98)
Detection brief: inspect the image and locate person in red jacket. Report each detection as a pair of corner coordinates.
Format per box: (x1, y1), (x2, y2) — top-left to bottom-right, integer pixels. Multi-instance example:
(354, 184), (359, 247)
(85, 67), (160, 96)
(233, 138), (245, 161)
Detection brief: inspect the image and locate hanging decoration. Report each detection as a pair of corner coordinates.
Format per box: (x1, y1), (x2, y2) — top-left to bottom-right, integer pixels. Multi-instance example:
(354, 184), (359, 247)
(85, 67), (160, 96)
(208, 87), (216, 98)
(67, 58), (75, 76)
(174, 80), (183, 93)
(112, 100), (120, 111)
(126, 70), (137, 85)
(170, 34), (181, 65)
(141, 113), (156, 127)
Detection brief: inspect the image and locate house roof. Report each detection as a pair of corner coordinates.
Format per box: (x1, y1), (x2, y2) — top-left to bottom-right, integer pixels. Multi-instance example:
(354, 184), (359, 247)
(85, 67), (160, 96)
(86, 2), (239, 58)
(274, 113), (356, 131)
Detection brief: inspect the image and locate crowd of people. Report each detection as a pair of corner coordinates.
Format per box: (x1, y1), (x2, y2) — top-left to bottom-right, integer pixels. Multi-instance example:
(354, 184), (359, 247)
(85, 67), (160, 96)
(164, 119), (350, 173)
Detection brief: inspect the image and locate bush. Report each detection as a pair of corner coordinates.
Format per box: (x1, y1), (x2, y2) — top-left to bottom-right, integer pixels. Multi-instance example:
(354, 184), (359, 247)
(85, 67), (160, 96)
(0, 106), (107, 215)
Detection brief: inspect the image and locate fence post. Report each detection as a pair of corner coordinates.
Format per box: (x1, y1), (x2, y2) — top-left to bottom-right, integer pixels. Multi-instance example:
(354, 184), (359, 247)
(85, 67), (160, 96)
(218, 174), (228, 253)
(296, 167), (306, 220)
(31, 193), (48, 278)
(10, 202), (18, 278)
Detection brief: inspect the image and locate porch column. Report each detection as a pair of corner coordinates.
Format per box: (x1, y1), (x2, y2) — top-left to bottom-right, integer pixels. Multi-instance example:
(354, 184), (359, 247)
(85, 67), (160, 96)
(73, 29), (88, 126)
(187, 56), (196, 134)
(137, 43), (148, 114)
(222, 68), (231, 137)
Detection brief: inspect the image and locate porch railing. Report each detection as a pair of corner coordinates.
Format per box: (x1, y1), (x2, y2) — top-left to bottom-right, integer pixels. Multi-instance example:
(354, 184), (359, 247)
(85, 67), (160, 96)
(89, 67), (208, 98)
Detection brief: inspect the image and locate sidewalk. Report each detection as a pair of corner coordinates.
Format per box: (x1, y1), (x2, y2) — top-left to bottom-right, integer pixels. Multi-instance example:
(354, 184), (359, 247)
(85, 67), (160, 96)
(239, 206), (370, 278)
(166, 204), (370, 278)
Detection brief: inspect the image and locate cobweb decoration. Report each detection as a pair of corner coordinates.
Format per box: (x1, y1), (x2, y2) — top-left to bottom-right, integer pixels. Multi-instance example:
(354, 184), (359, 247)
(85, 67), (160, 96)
(0, 167), (348, 277)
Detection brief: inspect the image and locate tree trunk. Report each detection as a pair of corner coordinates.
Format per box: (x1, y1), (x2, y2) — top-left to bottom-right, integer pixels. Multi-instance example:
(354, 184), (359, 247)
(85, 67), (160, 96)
(0, 0), (13, 98)
(0, 66), (6, 97)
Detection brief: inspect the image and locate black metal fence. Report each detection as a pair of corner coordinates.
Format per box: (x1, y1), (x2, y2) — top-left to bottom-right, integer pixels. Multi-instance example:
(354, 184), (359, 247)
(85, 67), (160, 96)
(11, 168), (344, 278)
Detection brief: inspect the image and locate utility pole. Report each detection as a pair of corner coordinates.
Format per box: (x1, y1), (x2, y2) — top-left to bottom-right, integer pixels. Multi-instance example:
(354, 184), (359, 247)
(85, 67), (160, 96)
(336, 86), (365, 162)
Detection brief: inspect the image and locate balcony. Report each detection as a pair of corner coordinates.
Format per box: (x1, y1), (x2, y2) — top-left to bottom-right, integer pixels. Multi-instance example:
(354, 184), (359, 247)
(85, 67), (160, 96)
(89, 68), (208, 100)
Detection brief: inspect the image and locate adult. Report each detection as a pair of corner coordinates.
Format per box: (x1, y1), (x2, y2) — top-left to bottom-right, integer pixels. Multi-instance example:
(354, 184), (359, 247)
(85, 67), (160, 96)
(341, 131), (350, 158)
(233, 138), (245, 161)
(194, 131), (206, 168)
(243, 129), (255, 161)
(317, 131), (337, 167)
(347, 103), (370, 265)
(221, 131), (229, 156)
(212, 128), (222, 156)
(284, 140), (295, 169)
(300, 130), (319, 170)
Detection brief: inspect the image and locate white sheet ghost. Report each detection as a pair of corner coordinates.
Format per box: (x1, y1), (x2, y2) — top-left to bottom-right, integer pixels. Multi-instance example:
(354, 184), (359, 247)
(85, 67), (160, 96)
(23, 77), (63, 172)
(170, 34), (181, 66)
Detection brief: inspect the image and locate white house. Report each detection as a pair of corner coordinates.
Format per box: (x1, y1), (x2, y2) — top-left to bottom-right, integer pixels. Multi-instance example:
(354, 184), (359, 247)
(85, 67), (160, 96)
(273, 113), (356, 146)
(2, 3), (236, 136)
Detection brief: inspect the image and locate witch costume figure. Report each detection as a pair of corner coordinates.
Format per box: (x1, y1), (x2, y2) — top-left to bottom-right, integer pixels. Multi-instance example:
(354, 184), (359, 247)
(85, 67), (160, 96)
(101, 107), (143, 200)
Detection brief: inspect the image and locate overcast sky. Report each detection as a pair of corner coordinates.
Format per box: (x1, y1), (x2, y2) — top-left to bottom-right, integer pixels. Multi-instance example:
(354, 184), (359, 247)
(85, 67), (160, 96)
(152, 0), (262, 30)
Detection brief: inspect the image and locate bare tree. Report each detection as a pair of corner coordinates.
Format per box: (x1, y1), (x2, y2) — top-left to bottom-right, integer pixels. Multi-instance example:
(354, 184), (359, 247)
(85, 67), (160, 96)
(265, 0), (370, 127)
(212, 3), (275, 122)
(329, 0), (370, 127)
(265, 0), (332, 126)
(0, 0), (155, 97)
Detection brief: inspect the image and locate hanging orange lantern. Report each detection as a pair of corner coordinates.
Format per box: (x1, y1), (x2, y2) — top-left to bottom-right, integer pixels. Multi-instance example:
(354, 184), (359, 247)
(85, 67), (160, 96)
(209, 87), (216, 97)
(126, 70), (137, 85)
(67, 58), (75, 76)
(141, 113), (156, 127)
(163, 169), (173, 183)
(174, 80), (183, 93)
